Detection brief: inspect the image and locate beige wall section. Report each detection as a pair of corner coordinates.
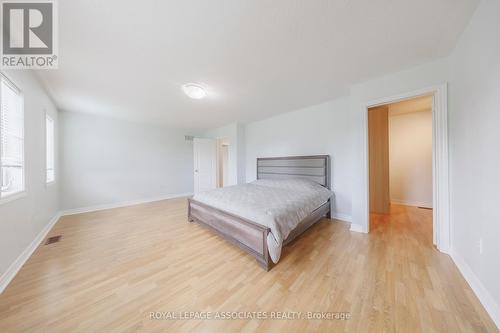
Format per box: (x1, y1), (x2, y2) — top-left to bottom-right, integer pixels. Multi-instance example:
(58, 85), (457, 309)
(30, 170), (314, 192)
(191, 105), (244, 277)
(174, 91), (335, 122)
(217, 138), (230, 187)
(389, 97), (433, 208)
(388, 95), (432, 115)
(368, 105), (390, 214)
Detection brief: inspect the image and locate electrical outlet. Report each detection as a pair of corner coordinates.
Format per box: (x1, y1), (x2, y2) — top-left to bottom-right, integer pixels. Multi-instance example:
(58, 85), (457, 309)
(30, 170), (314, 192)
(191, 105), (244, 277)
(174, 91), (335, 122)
(479, 238), (483, 255)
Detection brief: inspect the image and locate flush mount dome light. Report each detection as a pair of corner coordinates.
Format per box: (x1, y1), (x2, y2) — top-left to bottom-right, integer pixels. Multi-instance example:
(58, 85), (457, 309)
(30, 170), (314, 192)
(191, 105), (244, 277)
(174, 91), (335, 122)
(182, 83), (207, 99)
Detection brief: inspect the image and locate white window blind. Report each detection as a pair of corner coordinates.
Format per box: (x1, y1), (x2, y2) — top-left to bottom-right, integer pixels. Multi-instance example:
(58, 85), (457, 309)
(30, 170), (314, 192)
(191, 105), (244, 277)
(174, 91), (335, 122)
(0, 76), (24, 199)
(46, 114), (55, 183)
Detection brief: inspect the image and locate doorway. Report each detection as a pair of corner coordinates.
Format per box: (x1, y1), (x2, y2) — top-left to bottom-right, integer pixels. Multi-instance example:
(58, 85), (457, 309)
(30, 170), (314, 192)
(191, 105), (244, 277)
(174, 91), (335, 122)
(364, 85), (450, 252)
(369, 96), (433, 240)
(217, 138), (230, 188)
(369, 96), (433, 212)
(192, 137), (232, 194)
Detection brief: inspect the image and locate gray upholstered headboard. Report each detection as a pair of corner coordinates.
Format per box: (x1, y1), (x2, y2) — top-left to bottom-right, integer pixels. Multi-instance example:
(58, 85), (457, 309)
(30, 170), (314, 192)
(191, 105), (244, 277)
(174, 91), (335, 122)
(256, 155), (331, 189)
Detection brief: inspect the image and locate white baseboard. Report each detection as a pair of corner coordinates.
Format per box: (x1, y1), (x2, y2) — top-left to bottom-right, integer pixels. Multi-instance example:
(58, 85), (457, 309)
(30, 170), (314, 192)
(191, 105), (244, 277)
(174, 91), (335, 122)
(60, 192), (193, 216)
(0, 212), (61, 294)
(331, 213), (352, 223)
(391, 199), (432, 208)
(350, 223), (366, 233)
(451, 251), (500, 329)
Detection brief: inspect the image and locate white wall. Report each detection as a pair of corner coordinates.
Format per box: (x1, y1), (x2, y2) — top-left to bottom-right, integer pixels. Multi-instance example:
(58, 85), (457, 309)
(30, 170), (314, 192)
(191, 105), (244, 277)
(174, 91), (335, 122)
(349, 58), (450, 232)
(0, 70), (59, 285)
(448, 0), (500, 323)
(59, 111), (194, 210)
(244, 97), (354, 221)
(389, 110), (433, 207)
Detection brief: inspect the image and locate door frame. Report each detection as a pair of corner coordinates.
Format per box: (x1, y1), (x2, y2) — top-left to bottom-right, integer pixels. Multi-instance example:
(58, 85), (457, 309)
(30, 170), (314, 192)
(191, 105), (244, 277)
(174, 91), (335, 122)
(361, 84), (450, 253)
(216, 137), (230, 188)
(193, 138), (217, 194)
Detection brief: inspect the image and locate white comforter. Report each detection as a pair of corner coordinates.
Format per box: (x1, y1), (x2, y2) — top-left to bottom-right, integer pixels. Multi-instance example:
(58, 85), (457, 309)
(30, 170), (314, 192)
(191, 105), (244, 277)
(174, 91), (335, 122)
(192, 178), (333, 263)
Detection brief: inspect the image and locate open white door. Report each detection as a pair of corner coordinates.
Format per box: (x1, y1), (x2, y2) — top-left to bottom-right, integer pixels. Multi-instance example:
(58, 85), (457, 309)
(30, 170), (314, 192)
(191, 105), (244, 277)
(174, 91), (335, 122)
(193, 138), (217, 194)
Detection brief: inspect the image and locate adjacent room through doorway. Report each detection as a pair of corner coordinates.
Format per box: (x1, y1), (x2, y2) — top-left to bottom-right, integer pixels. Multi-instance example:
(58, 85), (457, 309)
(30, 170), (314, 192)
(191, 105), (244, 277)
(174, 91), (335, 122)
(217, 138), (230, 188)
(368, 96), (433, 241)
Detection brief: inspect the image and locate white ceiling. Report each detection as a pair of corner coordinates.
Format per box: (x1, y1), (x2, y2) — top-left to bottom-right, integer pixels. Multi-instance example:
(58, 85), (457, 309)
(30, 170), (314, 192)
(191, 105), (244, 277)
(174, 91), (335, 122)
(36, 0), (478, 129)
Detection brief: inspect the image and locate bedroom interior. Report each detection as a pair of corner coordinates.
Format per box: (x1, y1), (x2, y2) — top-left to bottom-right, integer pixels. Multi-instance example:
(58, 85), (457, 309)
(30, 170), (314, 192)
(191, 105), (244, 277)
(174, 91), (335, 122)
(0, 0), (499, 332)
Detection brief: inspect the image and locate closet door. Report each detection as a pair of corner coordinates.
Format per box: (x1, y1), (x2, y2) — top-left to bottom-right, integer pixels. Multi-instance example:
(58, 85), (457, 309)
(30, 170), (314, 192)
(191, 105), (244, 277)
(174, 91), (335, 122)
(368, 105), (390, 213)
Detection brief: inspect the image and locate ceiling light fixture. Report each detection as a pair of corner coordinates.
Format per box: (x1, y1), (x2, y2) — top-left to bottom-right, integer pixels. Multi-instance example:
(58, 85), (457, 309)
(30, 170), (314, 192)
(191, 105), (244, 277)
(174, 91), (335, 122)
(182, 83), (207, 99)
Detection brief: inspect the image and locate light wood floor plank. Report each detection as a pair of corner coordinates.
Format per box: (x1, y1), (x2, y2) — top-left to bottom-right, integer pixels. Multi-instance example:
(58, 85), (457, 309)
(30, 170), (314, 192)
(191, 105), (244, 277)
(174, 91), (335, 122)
(0, 199), (497, 332)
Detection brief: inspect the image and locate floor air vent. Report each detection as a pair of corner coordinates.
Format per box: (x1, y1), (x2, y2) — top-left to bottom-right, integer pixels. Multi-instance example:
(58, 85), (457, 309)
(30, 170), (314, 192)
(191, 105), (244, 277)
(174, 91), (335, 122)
(45, 235), (62, 245)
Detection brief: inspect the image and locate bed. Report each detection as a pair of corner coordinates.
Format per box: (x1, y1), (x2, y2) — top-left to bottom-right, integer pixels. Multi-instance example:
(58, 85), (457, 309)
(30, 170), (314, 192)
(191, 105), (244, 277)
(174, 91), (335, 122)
(188, 155), (332, 271)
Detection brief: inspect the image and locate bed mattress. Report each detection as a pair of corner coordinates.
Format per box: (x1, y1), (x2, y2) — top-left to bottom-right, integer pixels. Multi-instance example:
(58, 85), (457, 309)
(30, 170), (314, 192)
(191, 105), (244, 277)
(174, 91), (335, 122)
(192, 178), (333, 263)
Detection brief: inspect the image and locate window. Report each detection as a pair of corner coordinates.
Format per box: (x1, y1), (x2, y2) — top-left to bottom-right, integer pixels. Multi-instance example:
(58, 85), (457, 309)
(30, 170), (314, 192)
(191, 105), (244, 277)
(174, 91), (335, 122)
(46, 114), (55, 183)
(0, 75), (24, 200)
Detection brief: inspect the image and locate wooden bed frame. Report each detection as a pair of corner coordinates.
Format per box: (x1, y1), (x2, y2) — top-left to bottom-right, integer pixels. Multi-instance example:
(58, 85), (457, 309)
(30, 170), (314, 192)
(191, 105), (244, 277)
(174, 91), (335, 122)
(188, 155), (331, 271)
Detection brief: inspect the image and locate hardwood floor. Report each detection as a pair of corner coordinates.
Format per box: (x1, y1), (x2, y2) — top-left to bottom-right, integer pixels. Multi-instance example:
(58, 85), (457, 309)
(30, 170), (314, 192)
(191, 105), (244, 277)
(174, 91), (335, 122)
(0, 199), (497, 332)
